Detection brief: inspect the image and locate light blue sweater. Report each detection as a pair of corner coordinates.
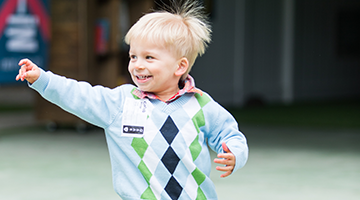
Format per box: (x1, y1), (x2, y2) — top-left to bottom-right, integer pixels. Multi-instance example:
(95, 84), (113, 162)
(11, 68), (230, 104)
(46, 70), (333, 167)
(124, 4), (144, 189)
(30, 69), (248, 200)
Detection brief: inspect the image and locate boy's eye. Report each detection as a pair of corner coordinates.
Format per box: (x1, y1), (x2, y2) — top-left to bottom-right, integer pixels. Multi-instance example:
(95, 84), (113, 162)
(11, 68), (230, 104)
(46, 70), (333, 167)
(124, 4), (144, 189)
(130, 55), (137, 59)
(146, 56), (154, 59)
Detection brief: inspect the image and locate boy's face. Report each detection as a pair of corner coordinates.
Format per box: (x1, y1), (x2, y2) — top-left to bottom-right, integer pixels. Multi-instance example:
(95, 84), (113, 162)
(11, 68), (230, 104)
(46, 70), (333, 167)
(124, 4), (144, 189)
(128, 40), (187, 101)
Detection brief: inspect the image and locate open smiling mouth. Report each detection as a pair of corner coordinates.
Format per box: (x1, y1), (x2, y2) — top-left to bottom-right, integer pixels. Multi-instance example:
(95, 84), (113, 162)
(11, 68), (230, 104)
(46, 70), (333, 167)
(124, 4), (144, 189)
(136, 75), (153, 80)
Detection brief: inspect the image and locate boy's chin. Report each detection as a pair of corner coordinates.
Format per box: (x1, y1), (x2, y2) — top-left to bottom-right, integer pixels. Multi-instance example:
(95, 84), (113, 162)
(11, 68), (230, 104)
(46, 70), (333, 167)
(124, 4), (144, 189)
(137, 86), (150, 92)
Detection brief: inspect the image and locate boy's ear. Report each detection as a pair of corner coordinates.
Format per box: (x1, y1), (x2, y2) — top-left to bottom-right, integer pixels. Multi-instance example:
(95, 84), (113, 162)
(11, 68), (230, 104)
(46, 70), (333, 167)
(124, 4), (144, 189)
(175, 57), (189, 77)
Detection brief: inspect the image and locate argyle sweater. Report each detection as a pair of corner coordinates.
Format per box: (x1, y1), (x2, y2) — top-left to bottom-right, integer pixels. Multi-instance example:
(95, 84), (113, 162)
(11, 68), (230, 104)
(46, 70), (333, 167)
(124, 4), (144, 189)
(30, 70), (248, 200)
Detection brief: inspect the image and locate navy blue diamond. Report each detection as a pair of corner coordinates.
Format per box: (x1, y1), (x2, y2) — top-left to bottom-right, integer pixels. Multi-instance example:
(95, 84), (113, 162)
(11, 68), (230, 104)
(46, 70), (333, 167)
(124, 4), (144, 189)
(161, 147), (180, 174)
(160, 116), (179, 145)
(165, 176), (183, 200)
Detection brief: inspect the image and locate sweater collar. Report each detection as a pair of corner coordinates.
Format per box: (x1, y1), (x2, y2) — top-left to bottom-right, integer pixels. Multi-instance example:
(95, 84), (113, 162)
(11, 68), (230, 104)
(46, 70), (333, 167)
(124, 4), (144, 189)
(132, 75), (203, 103)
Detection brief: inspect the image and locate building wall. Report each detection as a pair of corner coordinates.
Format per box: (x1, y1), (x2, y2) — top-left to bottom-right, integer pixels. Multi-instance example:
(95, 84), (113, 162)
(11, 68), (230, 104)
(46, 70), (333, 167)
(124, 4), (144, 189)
(190, 0), (237, 106)
(192, 0), (284, 106)
(294, 0), (360, 101)
(192, 0), (360, 107)
(294, 0), (360, 100)
(243, 0), (283, 104)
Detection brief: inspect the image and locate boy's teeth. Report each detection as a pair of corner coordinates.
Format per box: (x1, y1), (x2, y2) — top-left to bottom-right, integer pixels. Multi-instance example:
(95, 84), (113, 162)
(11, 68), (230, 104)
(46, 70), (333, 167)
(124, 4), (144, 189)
(139, 76), (146, 79)
(138, 75), (149, 79)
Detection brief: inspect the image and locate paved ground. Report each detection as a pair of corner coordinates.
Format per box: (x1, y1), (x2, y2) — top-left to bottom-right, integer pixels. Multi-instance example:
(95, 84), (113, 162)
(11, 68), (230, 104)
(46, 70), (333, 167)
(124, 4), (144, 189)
(1, 112), (360, 200)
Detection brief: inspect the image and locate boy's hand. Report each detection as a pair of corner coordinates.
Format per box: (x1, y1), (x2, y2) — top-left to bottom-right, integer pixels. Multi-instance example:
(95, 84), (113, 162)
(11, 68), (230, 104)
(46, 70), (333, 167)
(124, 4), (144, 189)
(214, 142), (236, 178)
(16, 59), (41, 84)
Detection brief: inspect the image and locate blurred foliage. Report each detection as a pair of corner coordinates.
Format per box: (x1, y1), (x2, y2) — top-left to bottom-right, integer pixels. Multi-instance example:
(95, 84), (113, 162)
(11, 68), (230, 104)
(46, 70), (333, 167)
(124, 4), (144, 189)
(228, 100), (360, 129)
(0, 105), (33, 113)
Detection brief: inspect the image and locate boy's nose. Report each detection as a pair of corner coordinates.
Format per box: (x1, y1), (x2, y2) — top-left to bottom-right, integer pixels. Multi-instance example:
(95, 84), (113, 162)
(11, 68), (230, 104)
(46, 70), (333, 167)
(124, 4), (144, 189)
(134, 63), (145, 70)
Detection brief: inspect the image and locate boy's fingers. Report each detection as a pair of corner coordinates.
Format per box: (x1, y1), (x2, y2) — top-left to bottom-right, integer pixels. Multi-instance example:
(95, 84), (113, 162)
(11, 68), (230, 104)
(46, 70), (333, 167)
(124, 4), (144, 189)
(18, 58), (31, 66)
(220, 171), (232, 178)
(216, 165), (234, 178)
(16, 68), (25, 81)
(216, 165), (233, 171)
(217, 153), (234, 159)
(16, 59), (40, 84)
(21, 73), (26, 81)
(18, 59), (35, 72)
(214, 156), (233, 165)
(20, 65), (27, 72)
(18, 60), (26, 67)
(214, 145), (236, 178)
(214, 156), (230, 165)
(19, 67), (27, 80)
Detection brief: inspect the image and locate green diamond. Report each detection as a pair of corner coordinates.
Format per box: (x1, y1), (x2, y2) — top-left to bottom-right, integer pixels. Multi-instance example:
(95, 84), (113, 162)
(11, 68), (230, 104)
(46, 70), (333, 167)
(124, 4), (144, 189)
(131, 138), (148, 159)
(138, 160), (152, 185)
(195, 93), (210, 108)
(189, 135), (202, 161)
(141, 186), (156, 200)
(196, 187), (206, 200)
(192, 109), (205, 133)
(192, 167), (206, 185)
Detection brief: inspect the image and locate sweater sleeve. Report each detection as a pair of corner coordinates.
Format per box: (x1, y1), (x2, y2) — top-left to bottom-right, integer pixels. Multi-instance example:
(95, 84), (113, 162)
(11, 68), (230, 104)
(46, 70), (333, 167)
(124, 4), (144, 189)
(204, 101), (249, 173)
(30, 69), (124, 128)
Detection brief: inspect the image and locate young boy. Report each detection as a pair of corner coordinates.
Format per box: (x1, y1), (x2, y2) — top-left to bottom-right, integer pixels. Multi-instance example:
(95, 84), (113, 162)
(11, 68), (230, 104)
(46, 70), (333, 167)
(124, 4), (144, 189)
(16, 1), (248, 199)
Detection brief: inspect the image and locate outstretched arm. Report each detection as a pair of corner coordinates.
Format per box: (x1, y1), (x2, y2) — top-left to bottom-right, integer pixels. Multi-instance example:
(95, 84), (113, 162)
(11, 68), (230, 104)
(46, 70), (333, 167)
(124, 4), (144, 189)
(214, 142), (236, 178)
(16, 59), (41, 84)
(15, 59), (126, 129)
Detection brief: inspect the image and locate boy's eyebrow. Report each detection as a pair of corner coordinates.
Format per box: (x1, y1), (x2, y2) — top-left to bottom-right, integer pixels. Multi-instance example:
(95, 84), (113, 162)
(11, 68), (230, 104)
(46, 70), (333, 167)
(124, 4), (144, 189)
(143, 50), (156, 55)
(136, 49), (158, 56)
(129, 45), (161, 56)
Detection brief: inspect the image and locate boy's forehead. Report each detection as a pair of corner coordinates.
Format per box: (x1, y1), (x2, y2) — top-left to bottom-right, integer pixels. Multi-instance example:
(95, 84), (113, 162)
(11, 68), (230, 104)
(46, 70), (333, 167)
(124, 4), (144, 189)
(129, 37), (181, 58)
(130, 38), (164, 48)
(129, 39), (172, 53)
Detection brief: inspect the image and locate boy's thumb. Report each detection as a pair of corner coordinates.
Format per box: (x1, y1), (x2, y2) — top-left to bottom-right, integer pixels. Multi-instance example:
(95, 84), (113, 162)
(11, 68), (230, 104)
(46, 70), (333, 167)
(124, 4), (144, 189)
(25, 71), (34, 78)
(222, 142), (231, 153)
(24, 70), (40, 84)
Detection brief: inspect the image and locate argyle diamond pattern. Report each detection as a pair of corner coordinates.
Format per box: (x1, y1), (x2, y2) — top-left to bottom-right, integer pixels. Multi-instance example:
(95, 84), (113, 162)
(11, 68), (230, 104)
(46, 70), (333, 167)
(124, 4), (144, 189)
(161, 146), (180, 174)
(160, 117), (179, 145)
(165, 176), (183, 200)
(131, 93), (212, 200)
(160, 116), (182, 197)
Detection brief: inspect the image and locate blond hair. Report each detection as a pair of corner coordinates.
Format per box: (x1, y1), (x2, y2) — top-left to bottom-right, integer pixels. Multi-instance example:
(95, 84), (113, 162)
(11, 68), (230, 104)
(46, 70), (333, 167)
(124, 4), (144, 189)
(124, 0), (212, 80)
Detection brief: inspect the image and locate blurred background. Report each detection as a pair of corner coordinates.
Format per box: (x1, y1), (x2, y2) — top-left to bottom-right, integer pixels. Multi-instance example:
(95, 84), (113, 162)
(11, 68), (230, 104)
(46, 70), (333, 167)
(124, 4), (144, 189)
(0, 0), (359, 200)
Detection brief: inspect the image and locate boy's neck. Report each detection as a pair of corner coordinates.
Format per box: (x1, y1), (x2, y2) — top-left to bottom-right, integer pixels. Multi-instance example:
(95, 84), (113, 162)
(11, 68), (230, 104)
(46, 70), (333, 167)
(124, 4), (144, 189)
(132, 75), (202, 104)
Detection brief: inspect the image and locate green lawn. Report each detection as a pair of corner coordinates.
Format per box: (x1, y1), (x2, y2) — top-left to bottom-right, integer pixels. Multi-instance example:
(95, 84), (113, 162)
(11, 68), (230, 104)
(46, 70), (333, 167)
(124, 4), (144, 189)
(228, 100), (360, 129)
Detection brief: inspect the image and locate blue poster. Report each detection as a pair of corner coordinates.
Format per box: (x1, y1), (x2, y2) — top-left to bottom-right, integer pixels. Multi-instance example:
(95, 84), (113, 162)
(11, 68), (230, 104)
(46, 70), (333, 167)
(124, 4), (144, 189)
(0, 0), (50, 84)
